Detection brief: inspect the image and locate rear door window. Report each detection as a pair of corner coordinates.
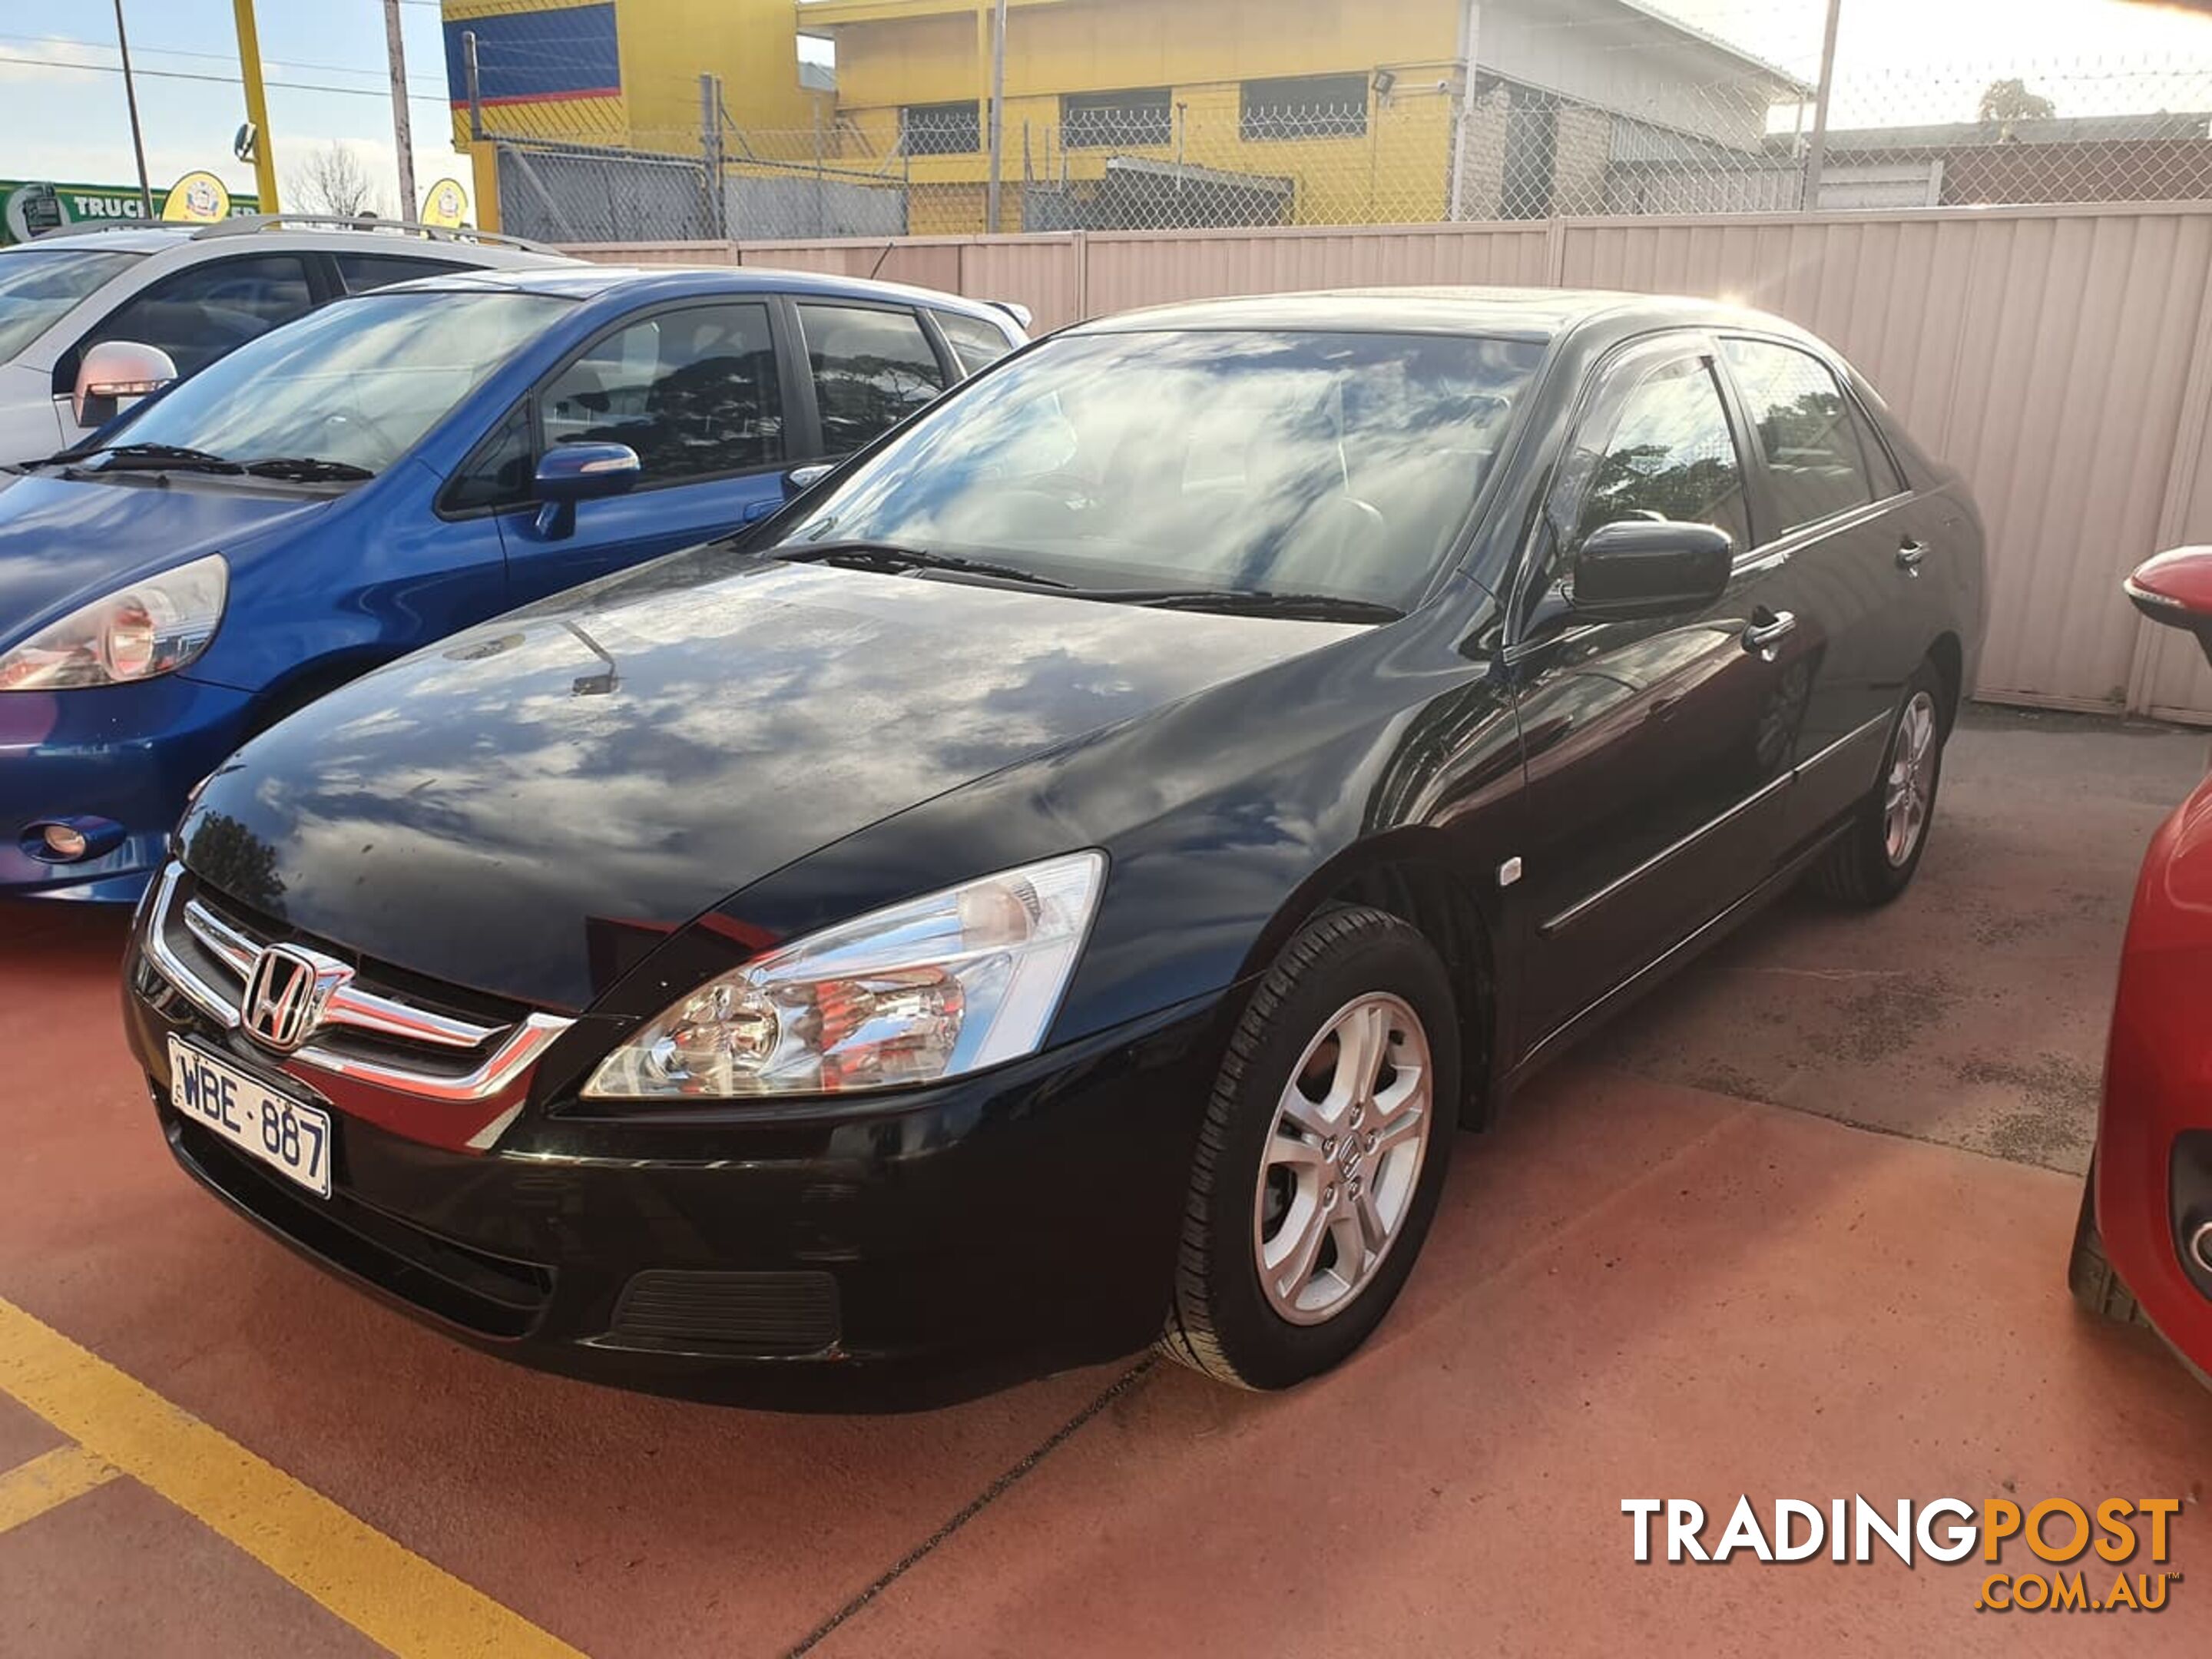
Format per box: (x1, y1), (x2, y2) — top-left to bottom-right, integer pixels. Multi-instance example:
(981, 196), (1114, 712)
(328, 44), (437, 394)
(796, 302), (948, 453)
(535, 301), (783, 483)
(1720, 338), (1883, 535)
(335, 253), (472, 294)
(932, 308), (1018, 374)
(75, 253), (313, 379)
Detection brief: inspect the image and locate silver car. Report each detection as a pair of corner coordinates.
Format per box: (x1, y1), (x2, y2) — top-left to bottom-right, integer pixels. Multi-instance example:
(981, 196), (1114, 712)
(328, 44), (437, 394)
(0, 215), (567, 463)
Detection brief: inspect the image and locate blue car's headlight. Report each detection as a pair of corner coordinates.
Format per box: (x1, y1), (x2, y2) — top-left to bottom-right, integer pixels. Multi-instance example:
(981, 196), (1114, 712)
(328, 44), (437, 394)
(583, 851), (1108, 1101)
(0, 553), (227, 690)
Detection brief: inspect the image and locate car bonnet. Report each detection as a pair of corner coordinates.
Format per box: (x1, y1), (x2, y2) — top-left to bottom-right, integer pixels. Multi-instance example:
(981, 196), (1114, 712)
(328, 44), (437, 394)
(180, 552), (1366, 1012)
(0, 472), (327, 650)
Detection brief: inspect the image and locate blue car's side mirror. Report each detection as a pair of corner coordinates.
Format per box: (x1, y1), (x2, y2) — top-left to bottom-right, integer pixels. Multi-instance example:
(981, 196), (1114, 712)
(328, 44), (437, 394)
(533, 442), (641, 538)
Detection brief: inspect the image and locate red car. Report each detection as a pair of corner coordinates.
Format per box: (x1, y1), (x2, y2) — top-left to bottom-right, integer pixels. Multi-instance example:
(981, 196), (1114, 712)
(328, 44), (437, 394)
(2072, 546), (2212, 1386)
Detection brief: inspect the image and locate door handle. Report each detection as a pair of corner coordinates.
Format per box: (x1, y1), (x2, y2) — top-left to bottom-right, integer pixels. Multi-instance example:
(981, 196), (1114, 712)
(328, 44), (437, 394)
(1743, 610), (1797, 656)
(1896, 538), (1929, 572)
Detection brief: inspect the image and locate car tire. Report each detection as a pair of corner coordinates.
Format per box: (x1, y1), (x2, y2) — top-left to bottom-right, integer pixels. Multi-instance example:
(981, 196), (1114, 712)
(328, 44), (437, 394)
(1160, 905), (1459, 1390)
(2067, 1175), (2149, 1328)
(1807, 661), (1950, 908)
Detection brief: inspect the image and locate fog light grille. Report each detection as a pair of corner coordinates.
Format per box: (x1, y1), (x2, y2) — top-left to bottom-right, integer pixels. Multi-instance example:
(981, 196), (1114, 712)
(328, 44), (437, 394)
(604, 1270), (839, 1356)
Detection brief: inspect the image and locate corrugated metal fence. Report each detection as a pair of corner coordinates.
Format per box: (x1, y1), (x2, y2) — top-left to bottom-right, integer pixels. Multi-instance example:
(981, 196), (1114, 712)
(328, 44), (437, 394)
(571, 204), (2212, 723)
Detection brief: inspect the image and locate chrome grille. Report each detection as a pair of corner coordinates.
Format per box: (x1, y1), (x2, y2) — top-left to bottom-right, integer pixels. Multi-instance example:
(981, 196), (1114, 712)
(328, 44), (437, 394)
(141, 861), (573, 1104)
(180, 896), (501, 1054)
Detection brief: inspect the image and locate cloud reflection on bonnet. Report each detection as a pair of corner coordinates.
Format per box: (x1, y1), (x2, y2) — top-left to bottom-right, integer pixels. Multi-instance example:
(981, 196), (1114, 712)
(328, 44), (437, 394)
(202, 552), (1362, 1007)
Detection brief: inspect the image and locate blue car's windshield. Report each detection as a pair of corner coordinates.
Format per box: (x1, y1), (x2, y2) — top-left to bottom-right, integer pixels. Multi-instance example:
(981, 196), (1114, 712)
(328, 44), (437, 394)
(102, 290), (571, 477)
(777, 328), (1548, 609)
(0, 247), (144, 362)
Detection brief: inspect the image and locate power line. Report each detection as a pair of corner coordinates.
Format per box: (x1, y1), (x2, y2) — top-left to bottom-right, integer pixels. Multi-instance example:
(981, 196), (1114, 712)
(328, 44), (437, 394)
(0, 48), (459, 102)
(0, 31), (447, 90)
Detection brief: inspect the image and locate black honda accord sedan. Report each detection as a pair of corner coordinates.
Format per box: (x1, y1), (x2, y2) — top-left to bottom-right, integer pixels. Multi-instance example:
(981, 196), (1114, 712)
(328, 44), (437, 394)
(125, 288), (1985, 1406)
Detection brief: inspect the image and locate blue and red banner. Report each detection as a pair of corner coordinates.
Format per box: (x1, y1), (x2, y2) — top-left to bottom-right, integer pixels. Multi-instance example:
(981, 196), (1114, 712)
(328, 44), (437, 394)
(444, 3), (621, 108)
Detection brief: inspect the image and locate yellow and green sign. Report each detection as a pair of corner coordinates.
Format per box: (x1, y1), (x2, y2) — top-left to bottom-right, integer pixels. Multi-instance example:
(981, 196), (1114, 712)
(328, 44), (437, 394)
(2, 178), (261, 245)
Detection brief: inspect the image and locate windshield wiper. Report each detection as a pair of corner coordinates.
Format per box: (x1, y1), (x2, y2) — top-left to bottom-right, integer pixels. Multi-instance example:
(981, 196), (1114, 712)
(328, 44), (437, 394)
(239, 455), (375, 482)
(1092, 588), (1406, 623)
(770, 539), (1073, 589)
(55, 442), (240, 474)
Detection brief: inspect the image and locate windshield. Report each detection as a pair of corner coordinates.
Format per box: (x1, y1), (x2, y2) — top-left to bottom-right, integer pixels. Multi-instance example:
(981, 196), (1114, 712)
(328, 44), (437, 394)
(101, 290), (570, 477)
(0, 247), (144, 362)
(777, 328), (1548, 609)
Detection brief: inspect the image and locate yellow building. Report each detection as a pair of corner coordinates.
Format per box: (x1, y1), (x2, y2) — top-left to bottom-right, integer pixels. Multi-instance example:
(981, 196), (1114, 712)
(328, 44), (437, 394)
(443, 0), (1803, 239)
(441, 0), (826, 151)
(800, 0), (1805, 233)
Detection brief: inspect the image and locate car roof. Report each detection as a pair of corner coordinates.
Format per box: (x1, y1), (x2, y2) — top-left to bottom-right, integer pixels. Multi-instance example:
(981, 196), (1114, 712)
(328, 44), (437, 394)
(8, 227), (179, 256)
(14, 224), (558, 267)
(1070, 286), (1778, 344)
(382, 261), (1024, 326)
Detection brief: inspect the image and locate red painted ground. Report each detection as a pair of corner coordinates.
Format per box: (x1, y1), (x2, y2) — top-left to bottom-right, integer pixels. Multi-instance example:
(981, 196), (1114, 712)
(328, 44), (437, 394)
(2, 709), (2209, 1655)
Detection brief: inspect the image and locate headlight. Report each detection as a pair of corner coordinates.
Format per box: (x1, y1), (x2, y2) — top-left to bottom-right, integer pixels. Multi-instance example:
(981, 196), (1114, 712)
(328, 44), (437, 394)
(583, 850), (1107, 1101)
(0, 553), (227, 691)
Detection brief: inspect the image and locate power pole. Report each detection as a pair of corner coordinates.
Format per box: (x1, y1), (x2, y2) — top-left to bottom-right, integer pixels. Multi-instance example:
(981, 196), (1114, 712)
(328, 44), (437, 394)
(985, 0), (1007, 232)
(1803, 0), (1843, 210)
(1447, 0), (1482, 222)
(111, 0), (154, 218)
(382, 0), (417, 218)
(233, 0), (280, 212)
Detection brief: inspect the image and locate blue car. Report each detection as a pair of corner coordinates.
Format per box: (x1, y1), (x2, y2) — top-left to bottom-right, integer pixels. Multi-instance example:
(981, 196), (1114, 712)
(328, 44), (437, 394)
(0, 264), (1026, 899)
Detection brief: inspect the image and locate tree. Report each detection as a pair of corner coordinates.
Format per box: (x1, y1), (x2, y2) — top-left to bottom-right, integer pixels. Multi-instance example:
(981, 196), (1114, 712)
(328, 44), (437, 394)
(1977, 78), (2057, 137)
(284, 142), (386, 218)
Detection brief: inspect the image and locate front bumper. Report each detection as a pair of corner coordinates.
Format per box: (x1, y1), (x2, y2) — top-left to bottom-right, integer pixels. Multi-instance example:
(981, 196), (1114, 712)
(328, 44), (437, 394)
(1, 674), (253, 900)
(2090, 793), (2212, 1382)
(126, 949), (1233, 1410)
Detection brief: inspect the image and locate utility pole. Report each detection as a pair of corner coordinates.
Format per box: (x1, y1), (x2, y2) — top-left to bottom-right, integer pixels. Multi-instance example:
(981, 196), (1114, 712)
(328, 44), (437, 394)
(382, 0), (417, 218)
(111, 0), (154, 218)
(985, 0), (1007, 232)
(1803, 0), (1843, 210)
(233, 0), (280, 212)
(464, 31), (485, 141)
(1447, 0), (1482, 222)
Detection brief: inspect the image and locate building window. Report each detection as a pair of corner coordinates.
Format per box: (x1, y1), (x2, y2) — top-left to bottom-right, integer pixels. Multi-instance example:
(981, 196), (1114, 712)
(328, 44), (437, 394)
(1240, 72), (1369, 141)
(902, 101), (980, 156)
(1062, 88), (1174, 149)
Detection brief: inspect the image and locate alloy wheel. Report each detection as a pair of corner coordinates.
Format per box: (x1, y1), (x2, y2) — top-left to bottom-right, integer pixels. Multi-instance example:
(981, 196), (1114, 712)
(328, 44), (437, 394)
(1251, 992), (1435, 1326)
(1883, 690), (1939, 867)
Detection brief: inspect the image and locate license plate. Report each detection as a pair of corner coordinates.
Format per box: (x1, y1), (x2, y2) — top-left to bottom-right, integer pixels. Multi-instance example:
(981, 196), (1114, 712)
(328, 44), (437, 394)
(166, 1036), (333, 1200)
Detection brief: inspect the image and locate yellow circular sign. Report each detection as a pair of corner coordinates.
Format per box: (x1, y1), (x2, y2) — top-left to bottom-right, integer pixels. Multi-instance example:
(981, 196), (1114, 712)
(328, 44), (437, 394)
(419, 177), (469, 230)
(160, 171), (231, 224)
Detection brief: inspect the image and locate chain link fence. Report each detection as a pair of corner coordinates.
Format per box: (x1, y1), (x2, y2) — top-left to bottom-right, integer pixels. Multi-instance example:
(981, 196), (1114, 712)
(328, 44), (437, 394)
(474, 63), (2212, 245)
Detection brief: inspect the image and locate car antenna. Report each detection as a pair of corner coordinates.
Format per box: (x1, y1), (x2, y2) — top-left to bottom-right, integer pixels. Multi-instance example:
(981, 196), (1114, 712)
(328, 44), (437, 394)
(867, 238), (897, 282)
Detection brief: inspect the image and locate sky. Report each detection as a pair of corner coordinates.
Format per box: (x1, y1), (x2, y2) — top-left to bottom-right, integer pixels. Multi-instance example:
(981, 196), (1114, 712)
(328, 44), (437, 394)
(1661, 0), (2212, 124)
(0, 0), (467, 215)
(5, 0), (2212, 209)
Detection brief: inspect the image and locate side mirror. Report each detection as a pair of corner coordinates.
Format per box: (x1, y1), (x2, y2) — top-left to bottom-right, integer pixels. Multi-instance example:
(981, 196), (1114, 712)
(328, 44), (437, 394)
(532, 442), (641, 538)
(1568, 520), (1734, 622)
(782, 462), (836, 502)
(73, 339), (178, 429)
(2126, 546), (2212, 669)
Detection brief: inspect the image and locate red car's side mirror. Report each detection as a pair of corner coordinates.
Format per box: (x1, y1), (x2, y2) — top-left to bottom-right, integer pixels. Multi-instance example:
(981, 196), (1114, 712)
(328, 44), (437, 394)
(2125, 547), (2212, 668)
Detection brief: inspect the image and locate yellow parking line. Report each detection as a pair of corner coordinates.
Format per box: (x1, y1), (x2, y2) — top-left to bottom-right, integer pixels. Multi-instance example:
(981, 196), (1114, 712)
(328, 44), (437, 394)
(0, 1443), (119, 1535)
(0, 1296), (582, 1658)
